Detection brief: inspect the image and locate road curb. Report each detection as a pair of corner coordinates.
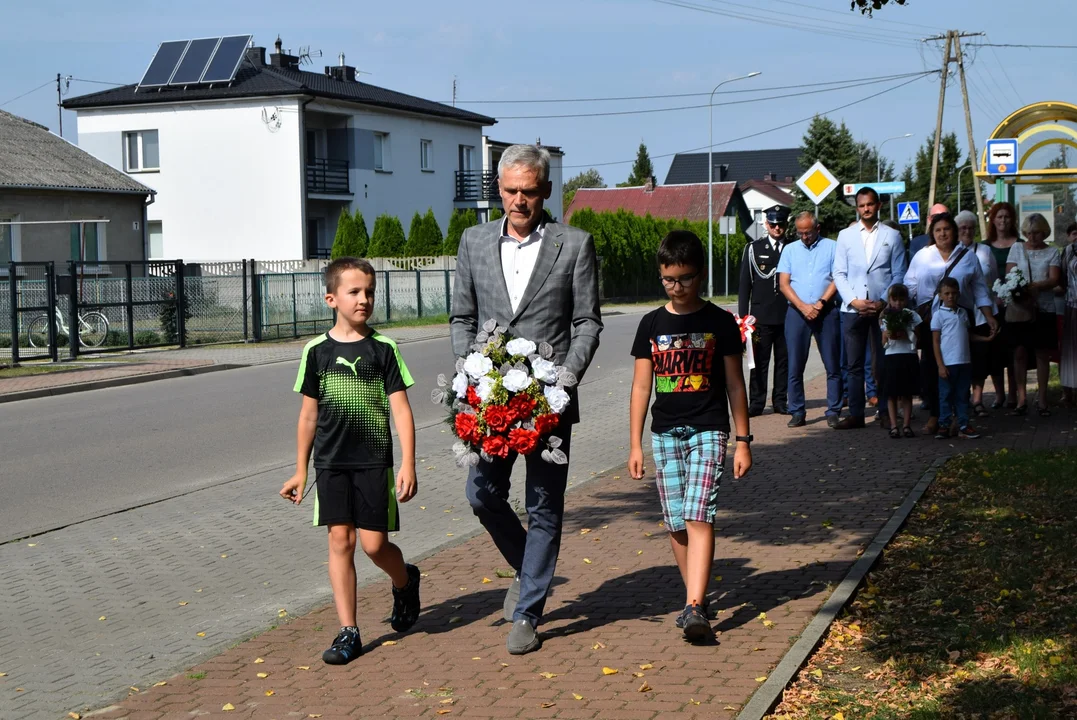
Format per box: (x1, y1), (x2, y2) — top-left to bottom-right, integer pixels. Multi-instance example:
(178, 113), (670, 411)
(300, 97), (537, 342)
(0, 363), (245, 404)
(735, 455), (949, 720)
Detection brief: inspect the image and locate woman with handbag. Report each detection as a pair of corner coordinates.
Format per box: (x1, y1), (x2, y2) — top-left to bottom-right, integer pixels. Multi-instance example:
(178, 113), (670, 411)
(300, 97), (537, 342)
(904, 213), (998, 435)
(1061, 227), (1077, 407)
(986, 202), (1020, 409)
(1005, 213), (1062, 416)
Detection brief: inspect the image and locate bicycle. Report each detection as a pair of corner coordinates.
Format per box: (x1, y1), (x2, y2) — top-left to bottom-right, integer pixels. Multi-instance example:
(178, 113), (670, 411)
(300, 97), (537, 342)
(26, 307), (110, 348)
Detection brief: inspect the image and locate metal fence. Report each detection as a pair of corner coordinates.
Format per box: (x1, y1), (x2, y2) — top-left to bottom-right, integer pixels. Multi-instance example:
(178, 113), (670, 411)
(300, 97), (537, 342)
(3, 259), (455, 363)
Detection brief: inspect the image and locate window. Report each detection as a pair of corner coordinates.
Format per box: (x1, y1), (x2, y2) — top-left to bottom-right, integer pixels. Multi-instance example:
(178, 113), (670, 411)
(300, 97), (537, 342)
(70, 222), (107, 264)
(373, 132), (390, 171)
(459, 144), (474, 172)
(0, 216), (19, 268)
(420, 139), (433, 171)
(148, 221), (164, 259)
(125, 130), (159, 171)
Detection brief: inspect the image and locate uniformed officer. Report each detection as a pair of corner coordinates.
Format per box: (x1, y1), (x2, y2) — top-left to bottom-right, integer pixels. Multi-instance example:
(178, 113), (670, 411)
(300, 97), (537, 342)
(738, 204), (791, 416)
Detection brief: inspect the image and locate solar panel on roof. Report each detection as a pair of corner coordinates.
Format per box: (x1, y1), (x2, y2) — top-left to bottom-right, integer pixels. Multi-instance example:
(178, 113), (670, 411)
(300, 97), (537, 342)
(139, 40), (190, 87)
(201, 35), (252, 83)
(169, 37), (221, 85)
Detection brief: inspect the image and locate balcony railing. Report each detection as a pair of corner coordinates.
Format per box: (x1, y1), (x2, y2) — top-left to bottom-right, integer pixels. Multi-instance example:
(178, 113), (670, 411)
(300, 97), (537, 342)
(306, 158), (350, 194)
(455, 170), (500, 202)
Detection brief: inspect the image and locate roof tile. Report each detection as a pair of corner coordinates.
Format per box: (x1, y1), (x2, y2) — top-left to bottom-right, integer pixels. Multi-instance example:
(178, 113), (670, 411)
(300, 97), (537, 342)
(564, 182), (737, 223)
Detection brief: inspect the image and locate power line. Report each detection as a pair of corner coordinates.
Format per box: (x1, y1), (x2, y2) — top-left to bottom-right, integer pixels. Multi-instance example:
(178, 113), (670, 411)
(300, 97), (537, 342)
(970, 43), (1077, 49)
(562, 72), (931, 170)
(71, 78), (127, 86)
(448, 71), (927, 105)
(705, 0), (925, 39)
(985, 37), (1024, 107)
(495, 72), (933, 120)
(0, 79), (53, 108)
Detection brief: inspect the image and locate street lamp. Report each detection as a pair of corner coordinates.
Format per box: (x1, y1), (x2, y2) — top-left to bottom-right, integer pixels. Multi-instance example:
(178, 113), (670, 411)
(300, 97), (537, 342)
(877, 133), (913, 220)
(708, 70), (761, 299)
(957, 163), (973, 213)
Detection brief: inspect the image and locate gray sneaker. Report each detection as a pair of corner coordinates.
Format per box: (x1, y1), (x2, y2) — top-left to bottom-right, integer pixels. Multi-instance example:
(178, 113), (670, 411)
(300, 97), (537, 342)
(506, 619), (541, 655)
(503, 573), (521, 622)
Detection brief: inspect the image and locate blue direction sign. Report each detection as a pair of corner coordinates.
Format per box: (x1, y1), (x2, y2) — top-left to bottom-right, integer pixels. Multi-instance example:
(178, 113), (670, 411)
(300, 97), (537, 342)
(897, 201), (920, 225)
(986, 139), (1019, 175)
(842, 181), (907, 196)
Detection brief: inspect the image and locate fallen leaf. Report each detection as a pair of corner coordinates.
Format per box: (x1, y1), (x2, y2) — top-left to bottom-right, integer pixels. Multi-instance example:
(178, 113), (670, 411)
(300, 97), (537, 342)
(98, 616), (106, 621)
(436, 710), (452, 715)
(448, 617), (462, 624)
(153, 681), (167, 687)
(572, 693), (584, 700)
(482, 577), (492, 584)
(1050, 655), (1064, 666)
(196, 632), (206, 637)
(382, 640), (397, 646)
(130, 687), (139, 692)
(27, 544), (36, 548)
(833, 713), (845, 720)
(220, 554), (228, 558)
(602, 667), (619, 675)
(471, 656), (481, 660)
(713, 575), (722, 582)
(583, 558), (592, 564)
(688, 699), (701, 705)
(420, 506), (426, 510)
(632, 672), (644, 678)
(446, 533), (454, 537)
(440, 699), (455, 705)
(755, 676), (767, 682)
(0, 672), (6, 677)
(580, 528), (591, 535)
(637, 550), (643, 555)
(763, 620), (776, 629)
(309, 716), (322, 719)
(222, 703), (235, 711)
(592, 642), (606, 649)
(297, 665), (310, 670)
(637, 681), (652, 692)
(178, 601), (188, 606)
(265, 690), (275, 696)
(68, 713), (81, 719)
(495, 568), (516, 578)
(538, 672), (559, 679)
(501, 663), (509, 667)
(196, 588), (202, 592)
(639, 663), (653, 670)
(254, 658), (265, 663)
(810, 669), (823, 678)
(256, 672), (268, 678)
(540, 702), (555, 708)
(849, 666), (861, 672)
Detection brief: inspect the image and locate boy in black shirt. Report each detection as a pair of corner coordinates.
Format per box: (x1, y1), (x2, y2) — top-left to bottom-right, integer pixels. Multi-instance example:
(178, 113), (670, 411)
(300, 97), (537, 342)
(628, 231), (752, 642)
(279, 257), (420, 665)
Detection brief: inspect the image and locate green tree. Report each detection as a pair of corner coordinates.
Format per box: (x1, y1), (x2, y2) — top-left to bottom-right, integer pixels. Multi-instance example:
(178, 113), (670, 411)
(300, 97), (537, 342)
(404, 208), (443, 256)
(352, 209), (369, 257)
(443, 208), (477, 254)
(330, 207), (357, 260)
(564, 168), (606, 210)
(423, 208), (444, 253)
(489, 208), (504, 221)
(618, 142), (656, 187)
(1031, 146), (1077, 234)
(368, 214), (406, 257)
(900, 132), (965, 235)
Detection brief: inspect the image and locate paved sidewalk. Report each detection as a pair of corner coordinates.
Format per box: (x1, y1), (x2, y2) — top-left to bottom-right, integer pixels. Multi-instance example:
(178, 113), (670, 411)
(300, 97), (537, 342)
(74, 380), (1077, 720)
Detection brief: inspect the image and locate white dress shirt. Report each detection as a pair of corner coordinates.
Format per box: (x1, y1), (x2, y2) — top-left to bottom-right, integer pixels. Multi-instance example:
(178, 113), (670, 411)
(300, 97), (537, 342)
(859, 220), (879, 264)
(903, 244), (993, 315)
(500, 219), (544, 313)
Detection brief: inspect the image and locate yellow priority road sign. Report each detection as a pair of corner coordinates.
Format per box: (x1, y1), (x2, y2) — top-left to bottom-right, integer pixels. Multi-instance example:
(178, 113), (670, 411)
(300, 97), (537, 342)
(796, 161), (840, 205)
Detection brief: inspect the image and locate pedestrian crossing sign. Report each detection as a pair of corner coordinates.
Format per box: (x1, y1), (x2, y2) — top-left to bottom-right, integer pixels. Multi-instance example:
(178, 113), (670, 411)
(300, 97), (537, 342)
(897, 201), (920, 225)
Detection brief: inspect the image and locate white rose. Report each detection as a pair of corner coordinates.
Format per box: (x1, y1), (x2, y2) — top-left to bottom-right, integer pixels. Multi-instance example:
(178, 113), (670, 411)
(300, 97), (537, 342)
(463, 352), (493, 380)
(502, 368), (531, 392)
(531, 358), (559, 384)
(505, 338), (537, 357)
(544, 385), (571, 414)
(452, 372), (469, 397)
(476, 375), (497, 403)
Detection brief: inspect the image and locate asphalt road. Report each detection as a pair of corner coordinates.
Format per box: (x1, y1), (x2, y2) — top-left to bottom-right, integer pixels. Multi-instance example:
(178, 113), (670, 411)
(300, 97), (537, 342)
(0, 313), (643, 543)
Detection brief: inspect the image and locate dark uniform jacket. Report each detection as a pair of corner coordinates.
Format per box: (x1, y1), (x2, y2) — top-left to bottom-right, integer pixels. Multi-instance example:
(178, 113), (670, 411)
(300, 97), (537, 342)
(738, 237), (789, 326)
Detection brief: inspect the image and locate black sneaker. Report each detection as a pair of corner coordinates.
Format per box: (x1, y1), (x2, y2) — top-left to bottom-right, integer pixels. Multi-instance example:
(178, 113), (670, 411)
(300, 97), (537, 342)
(681, 604), (711, 642)
(675, 600), (713, 628)
(390, 564), (421, 632)
(322, 626), (362, 665)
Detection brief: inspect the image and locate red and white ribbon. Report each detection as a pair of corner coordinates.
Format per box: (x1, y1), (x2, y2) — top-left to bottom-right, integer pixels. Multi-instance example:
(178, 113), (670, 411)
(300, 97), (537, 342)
(735, 314), (756, 370)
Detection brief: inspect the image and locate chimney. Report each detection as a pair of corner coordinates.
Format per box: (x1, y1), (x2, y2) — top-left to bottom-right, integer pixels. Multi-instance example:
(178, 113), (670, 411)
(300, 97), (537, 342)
(643, 176), (655, 192)
(246, 46), (266, 66)
(339, 51), (346, 67)
(270, 35), (300, 70)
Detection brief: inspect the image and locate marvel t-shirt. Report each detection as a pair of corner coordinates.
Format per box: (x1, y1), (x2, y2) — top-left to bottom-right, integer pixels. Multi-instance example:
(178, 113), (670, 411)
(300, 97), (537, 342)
(295, 331), (414, 469)
(630, 302), (743, 433)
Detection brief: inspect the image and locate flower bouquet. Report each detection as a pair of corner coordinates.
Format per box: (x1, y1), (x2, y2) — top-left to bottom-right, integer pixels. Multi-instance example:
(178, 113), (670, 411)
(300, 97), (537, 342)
(992, 267), (1030, 306)
(881, 307), (914, 341)
(432, 319), (575, 467)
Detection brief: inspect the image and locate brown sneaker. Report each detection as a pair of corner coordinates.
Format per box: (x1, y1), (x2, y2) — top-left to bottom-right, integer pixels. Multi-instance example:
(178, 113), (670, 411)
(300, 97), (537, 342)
(922, 417), (939, 436)
(834, 415), (866, 430)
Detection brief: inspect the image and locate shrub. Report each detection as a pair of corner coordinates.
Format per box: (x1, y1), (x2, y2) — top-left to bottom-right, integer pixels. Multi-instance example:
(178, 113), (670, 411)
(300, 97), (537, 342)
(330, 208), (356, 260)
(489, 208), (504, 221)
(352, 209), (369, 257)
(160, 289), (193, 344)
(443, 208), (478, 254)
(367, 214), (407, 257)
(403, 208), (444, 257)
(135, 330), (161, 346)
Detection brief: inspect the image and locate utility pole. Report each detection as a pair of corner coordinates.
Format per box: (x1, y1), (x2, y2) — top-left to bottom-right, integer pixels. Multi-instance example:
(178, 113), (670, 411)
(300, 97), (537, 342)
(926, 31), (953, 211)
(953, 33), (990, 243)
(56, 73), (63, 138)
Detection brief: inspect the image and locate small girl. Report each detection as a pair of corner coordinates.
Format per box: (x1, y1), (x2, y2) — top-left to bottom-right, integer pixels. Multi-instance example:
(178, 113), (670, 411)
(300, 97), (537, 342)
(879, 283), (922, 439)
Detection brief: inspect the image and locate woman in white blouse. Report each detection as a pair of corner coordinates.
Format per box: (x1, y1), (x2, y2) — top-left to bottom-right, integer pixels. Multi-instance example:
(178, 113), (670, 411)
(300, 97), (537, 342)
(904, 213), (998, 435)
(954, 210), (999, 418)
(1005, 212), (1061, 416)
(1061, 224), (1077, 407)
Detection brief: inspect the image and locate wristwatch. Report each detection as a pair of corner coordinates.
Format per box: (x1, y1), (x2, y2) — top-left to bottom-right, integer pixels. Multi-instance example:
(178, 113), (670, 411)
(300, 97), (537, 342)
(735, 434), (754, 444)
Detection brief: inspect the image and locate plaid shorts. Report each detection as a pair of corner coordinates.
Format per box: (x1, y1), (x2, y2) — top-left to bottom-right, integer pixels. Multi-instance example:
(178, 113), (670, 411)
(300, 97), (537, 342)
(651, 427), (727, 532)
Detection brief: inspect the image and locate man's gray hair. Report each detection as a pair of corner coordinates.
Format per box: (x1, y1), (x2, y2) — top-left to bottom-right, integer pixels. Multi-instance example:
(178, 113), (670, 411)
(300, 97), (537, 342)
(954, 210), (978, 227)
(794, 211), (818, 227)
(498, 144), (551, 183)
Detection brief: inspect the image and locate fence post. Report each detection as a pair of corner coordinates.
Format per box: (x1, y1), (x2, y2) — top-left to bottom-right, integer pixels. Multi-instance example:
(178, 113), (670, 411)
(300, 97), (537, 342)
(384, 270), (391, 322)
(68, 260), (79, 359)
(125, 262), (135, 349)
(45, 262), (58, 362)
(444, 270), (451, 316)
(175, 260), (187, 348)
(251, 262), (263, 342)
(415, 269), (423, 319)
(290, 273), (298, 338)
(242, 259), (249, 342)
(7, 262), (19, 366)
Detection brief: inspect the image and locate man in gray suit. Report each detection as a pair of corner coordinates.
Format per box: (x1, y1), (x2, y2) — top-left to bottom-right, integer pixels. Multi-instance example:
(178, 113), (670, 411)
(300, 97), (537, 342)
(832, 187), (907, 429)
(450, 144), (602, 655)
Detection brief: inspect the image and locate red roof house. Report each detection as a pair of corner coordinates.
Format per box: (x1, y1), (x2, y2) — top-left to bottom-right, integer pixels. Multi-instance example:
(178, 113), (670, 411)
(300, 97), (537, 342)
(564, 180), (751, 229)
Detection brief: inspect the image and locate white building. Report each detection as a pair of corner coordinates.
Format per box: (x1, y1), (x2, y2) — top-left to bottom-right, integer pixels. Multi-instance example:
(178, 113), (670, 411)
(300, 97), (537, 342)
(64, 37), (509, 261)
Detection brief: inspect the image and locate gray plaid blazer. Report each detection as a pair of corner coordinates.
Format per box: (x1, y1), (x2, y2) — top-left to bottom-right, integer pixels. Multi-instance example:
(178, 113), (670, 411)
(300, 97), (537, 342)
(450, 219), (603, 424)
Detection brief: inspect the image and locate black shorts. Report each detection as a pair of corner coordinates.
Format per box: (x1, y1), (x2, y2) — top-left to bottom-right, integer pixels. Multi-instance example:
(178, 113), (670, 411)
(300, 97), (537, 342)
(313, 467), (399, 532)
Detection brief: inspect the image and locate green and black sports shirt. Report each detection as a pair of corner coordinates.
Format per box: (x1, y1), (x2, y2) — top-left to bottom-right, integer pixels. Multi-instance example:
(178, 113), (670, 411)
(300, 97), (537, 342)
(294, 331), (414, 469)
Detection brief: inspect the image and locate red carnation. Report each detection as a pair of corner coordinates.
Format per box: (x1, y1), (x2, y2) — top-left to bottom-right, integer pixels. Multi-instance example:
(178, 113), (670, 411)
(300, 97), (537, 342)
(465, 386), (482, 408)
(534, 413), (560, 435)
(454, 413), (481, 443)
(508, 394), (537, 422)
(483, 405), (514, 433)
(483, 434), (511, 459)
(507, 428), (540, 455)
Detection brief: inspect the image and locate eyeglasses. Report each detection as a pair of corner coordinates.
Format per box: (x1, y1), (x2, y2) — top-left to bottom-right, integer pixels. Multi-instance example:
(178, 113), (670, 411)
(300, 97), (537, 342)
(659, 271), (700, 289)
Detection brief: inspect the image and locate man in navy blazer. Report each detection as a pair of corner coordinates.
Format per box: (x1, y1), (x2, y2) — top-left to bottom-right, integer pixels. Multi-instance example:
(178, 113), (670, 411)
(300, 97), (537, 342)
(832, 187), (908, 429)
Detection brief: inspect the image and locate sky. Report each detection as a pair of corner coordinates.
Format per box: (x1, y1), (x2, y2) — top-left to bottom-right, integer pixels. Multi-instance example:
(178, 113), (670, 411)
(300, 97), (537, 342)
(1, 0), (1073, 188)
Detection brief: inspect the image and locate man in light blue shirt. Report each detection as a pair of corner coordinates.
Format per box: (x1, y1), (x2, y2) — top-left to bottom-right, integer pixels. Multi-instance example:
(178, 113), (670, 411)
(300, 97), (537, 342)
(777, 212), (842, 428)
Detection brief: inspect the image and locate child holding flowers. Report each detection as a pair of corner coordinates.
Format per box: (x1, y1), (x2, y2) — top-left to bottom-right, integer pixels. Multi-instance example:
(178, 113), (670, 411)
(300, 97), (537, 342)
(878, 283), (921, 439)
